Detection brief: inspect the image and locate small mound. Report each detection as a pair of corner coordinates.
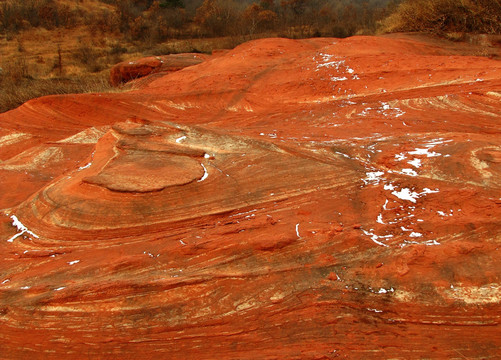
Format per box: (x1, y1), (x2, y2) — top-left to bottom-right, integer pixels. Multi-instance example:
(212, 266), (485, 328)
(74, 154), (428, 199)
(83, 150), (204, 192)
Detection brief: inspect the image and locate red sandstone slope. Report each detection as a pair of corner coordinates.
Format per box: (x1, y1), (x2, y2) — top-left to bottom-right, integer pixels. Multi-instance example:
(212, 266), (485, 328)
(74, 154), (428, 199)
(0, 36), (500, 359)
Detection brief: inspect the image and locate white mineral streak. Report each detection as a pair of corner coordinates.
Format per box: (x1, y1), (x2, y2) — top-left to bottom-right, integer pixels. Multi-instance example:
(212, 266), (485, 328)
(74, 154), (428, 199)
(6, 215), (39, 242)
(363, 171), (385, 185)
(198, 164), (209, 182)
(392, 188), (419, 203)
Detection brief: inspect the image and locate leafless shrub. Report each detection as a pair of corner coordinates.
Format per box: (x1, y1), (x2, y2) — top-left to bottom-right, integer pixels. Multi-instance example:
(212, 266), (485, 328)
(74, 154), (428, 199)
(381, 0), (501, 35)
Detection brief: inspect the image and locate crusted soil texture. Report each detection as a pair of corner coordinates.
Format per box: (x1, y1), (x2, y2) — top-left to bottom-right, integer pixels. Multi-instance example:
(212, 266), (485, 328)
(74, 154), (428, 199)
(0, 35), (501, 359)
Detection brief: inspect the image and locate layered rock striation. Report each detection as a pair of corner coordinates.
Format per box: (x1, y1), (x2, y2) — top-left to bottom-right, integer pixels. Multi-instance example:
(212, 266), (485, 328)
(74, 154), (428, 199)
(0, 35), (500, 359)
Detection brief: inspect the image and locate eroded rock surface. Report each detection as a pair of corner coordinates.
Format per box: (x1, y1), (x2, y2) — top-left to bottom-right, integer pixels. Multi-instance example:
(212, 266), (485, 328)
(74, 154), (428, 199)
(0, 35), (500, 359)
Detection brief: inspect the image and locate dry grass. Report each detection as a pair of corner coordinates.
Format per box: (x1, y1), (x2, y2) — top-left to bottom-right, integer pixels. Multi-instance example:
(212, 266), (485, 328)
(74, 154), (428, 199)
(0, 27), (122, 112)
(0, 74), (115, 113)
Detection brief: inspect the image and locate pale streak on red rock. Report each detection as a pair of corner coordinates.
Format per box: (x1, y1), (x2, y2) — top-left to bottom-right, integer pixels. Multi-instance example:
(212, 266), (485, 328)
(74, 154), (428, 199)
(0, 35), (500, 359)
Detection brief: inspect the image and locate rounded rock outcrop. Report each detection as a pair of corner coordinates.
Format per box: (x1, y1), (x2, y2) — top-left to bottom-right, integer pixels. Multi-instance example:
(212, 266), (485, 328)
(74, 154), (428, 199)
(109, 53), (209, 86)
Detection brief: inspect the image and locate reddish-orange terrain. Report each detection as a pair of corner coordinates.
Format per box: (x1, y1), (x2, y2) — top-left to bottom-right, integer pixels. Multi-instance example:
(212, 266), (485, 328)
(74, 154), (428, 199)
(0, 35), (500, 359)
